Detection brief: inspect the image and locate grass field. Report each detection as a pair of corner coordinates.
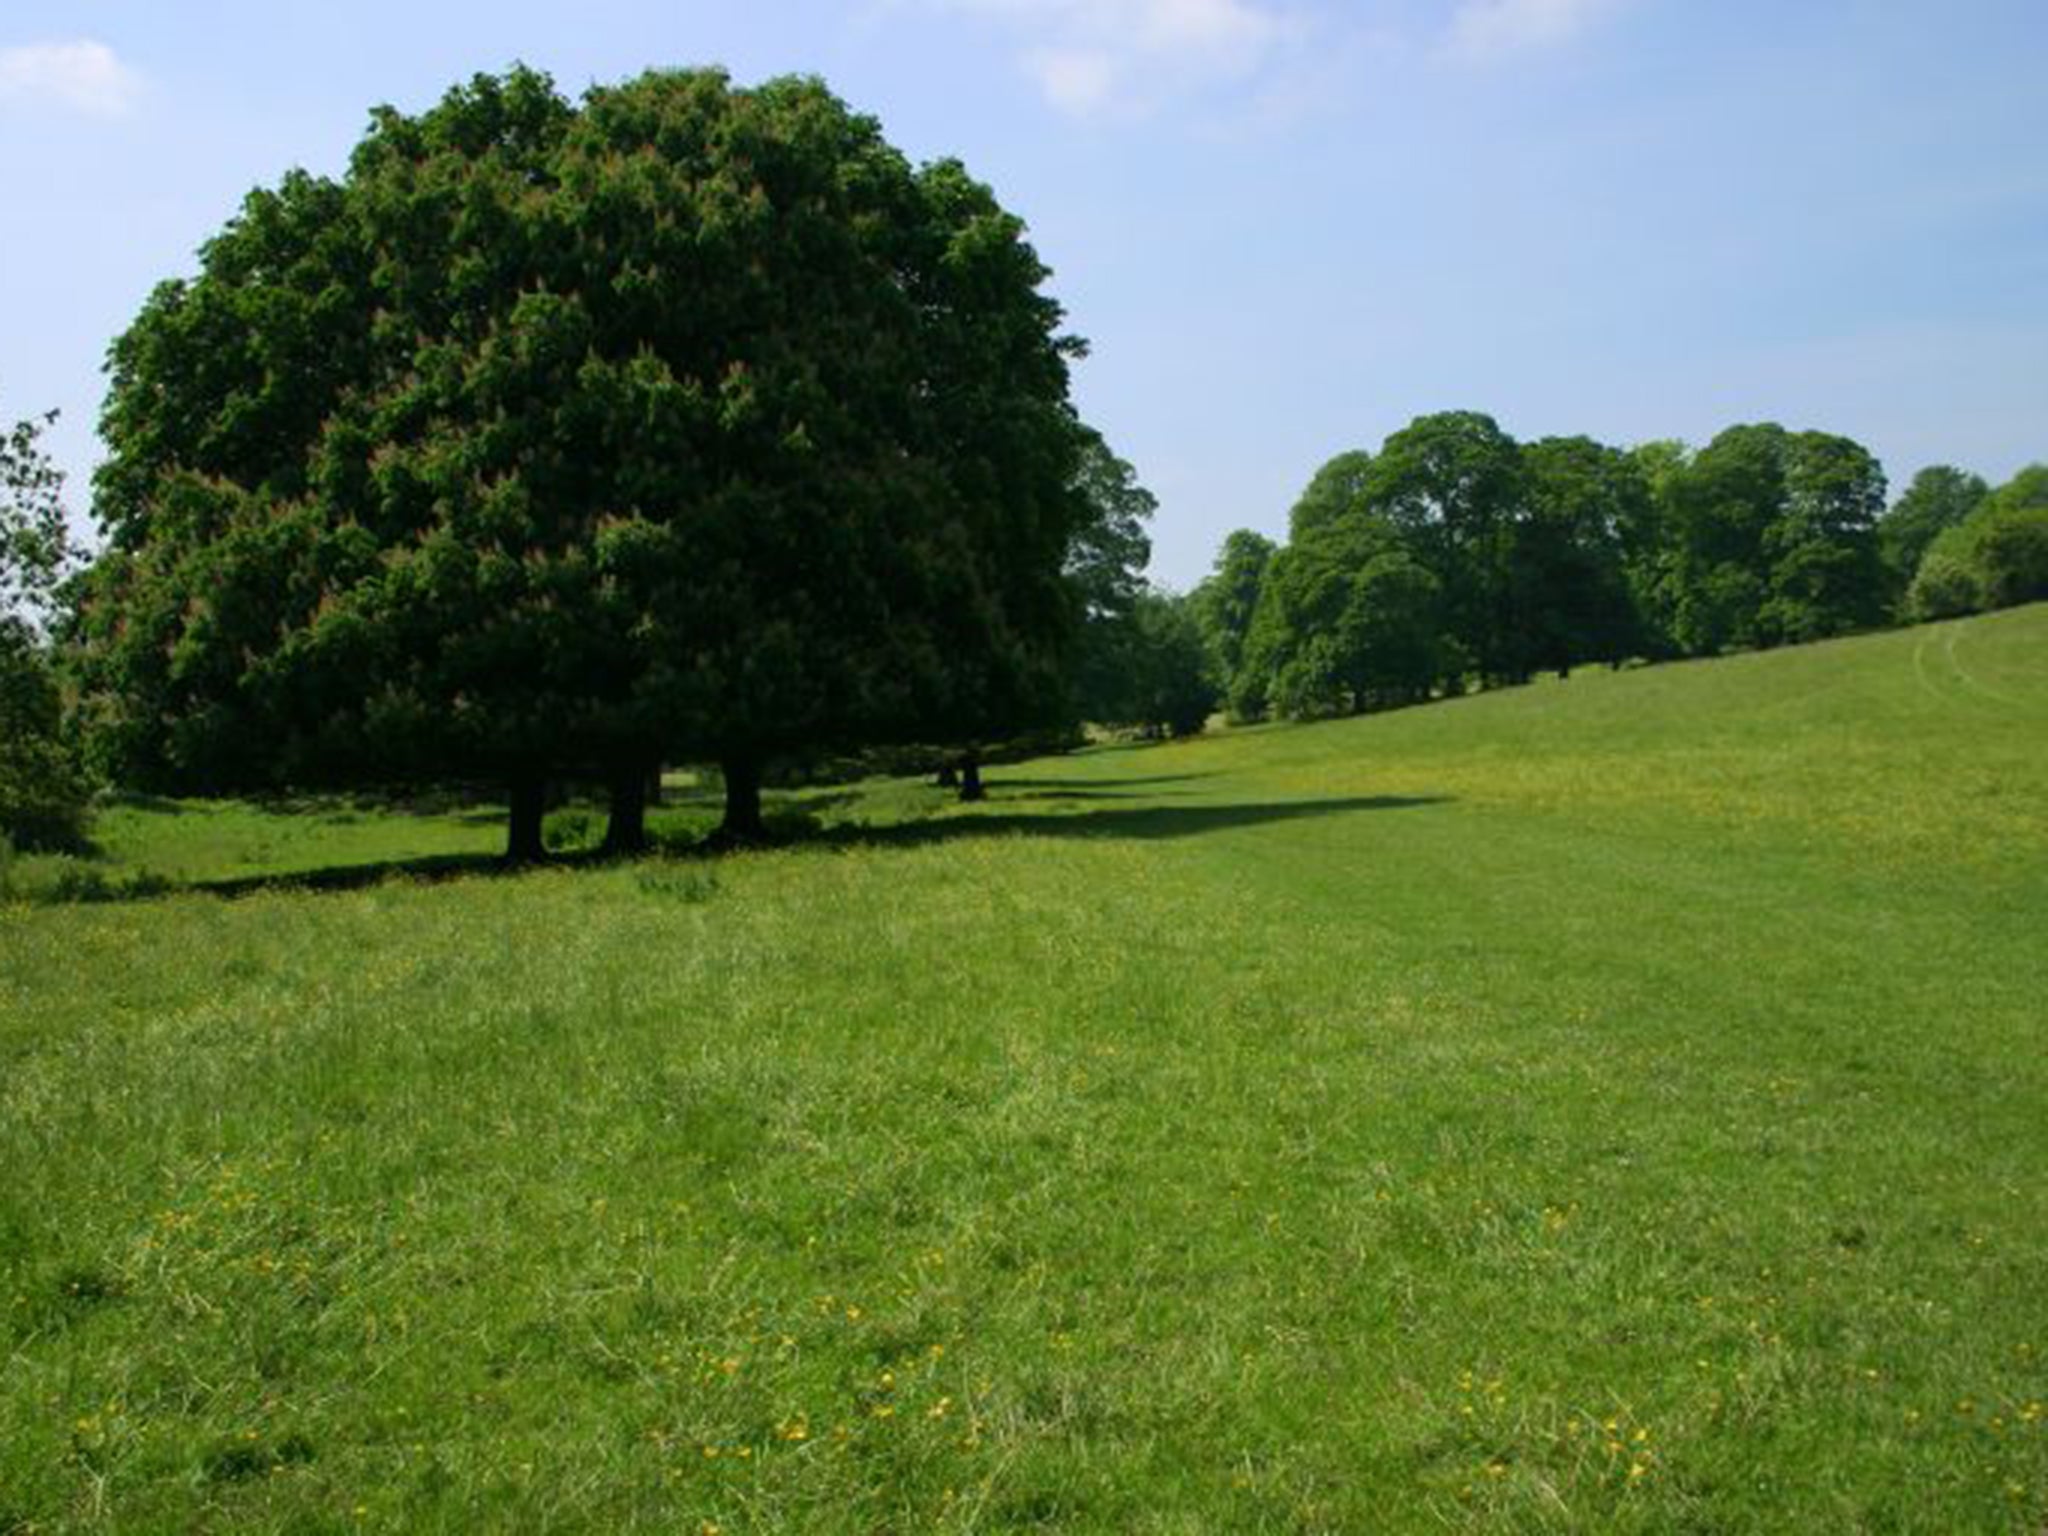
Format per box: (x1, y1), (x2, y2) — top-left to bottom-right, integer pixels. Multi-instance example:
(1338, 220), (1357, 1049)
(3, 607), (2045, 1532)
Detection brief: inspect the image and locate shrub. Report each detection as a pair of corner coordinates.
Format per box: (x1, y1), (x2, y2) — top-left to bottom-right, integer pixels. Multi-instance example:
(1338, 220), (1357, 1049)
(541, 807), (599, 853)
(0, 636), (91, 852)
(1976, 504), (2048, 609)
(1906, 541), (1985, 621)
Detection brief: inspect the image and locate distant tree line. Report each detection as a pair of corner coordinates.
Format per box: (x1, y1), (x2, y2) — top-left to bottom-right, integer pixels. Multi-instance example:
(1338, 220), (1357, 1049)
(1190, 410), (2047, 722)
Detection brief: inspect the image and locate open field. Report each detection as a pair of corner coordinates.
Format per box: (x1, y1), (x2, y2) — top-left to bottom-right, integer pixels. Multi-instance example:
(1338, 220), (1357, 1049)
(3, 606), (2045, 1532)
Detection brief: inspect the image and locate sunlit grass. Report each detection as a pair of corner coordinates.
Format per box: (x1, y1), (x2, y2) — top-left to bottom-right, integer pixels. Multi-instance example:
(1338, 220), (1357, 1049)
(2, 606), (2045, 1531)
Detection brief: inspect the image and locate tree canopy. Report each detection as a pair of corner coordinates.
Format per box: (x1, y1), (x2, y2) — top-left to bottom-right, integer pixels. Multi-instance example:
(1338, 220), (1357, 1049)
(77, 68), (1087, 853)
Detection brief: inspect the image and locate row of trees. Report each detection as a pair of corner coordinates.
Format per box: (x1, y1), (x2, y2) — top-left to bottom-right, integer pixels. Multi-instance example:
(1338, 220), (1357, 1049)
(1190, 411), (2045, 722)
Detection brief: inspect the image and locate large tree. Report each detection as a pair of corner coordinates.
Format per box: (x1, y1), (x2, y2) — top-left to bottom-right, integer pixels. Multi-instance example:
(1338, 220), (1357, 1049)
(1662, 424), (1887, 654)
(1760, 431), (1890, 643)
(1360, 411), (1526, 688)
(78, 68), (1085, 854)
(1236, 456), (1442, 720)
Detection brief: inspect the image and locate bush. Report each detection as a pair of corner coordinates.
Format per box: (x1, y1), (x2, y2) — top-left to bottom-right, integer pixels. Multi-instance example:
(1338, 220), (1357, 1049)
(1906, 466), (2048, 621)
(1976, 504), (2048, 609)
(541, 806), (599, 853)
(1906, 542), (1985, 621)
(0, 636), (91, 852)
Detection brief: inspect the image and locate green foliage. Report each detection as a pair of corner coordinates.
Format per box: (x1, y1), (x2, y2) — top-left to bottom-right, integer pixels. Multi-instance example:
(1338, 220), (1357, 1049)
(0, 403), (91, 851)
(1191, 528), (1275, 719)
(1662, 424), (1890, 653)
(77, 67), (1085, 850)
(1511, 436), (1645, 675)
(1127, 590), (1219, 736)
(1066, 433), (1157, 726)
(542, 807), (600, 854)
(1879, 465), (1988, 588)
(1249, 506), (1442, 718)
(0, 636), (92, 852)
(1076, 585), (1216, 738)
(1285, 449), (1372, 542)
(1362, 411), (1526, 684)
(2, 405), (74, 629)
(1904, 537), (1986, 620)
(1906, 465), (2048, 620)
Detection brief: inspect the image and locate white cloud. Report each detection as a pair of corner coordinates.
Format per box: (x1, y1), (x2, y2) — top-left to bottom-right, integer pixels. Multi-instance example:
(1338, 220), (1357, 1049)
(1446, 0), (1622, 60)
(0, 39), (142, 116)
(1025, 46), (1120, 115)
(923, 0), (1301, 117)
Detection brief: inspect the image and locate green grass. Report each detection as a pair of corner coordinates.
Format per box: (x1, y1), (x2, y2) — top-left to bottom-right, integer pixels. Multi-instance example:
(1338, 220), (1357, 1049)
(3, 607), (2045, 1532)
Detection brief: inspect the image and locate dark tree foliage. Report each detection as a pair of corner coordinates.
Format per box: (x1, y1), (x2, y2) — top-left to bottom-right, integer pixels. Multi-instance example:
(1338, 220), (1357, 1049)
(1, 403), (89, 850)
(1360, 411), (1526, 687)
(77, 68), (1085, 854)
(1662, 424), (1888, 653)
(1097, 589), (1216, 738)
(1663, 424), (1783, 655)
(1512, 437), (1645, 677)
(1191, 528), (1274, 718)
(1622, 440), (1690, 657)
(1237, 455), (1442, 720)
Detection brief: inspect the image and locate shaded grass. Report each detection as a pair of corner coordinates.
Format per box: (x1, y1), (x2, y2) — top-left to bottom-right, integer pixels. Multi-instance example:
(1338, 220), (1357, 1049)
(1, 608), (2045, 1532)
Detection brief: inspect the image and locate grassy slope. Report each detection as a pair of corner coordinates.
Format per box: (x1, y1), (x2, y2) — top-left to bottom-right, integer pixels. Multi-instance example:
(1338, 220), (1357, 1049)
(2, 608), (2044, 1533)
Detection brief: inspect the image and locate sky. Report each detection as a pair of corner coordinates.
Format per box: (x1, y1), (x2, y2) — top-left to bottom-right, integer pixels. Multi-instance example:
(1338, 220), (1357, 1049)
(2, 0), (2044, 589)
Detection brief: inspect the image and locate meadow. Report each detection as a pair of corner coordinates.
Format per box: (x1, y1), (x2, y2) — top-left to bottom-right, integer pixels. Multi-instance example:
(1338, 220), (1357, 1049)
(2, 606), (2044, 1533)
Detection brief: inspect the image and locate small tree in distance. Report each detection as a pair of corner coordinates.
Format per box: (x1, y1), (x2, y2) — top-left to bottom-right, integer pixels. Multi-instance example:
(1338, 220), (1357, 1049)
(1, 402), (90, 850)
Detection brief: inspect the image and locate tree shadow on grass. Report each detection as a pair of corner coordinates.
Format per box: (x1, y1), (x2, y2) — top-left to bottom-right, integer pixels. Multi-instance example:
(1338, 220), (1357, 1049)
(44, 788), (1444, 905)
(825, 793), (1448, 851)
(988, 771), (1222, 790)
(188, 850), (569, 900)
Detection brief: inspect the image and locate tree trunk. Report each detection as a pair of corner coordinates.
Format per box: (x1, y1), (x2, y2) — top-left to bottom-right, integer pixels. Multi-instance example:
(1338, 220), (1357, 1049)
(602, 763), (649, 856)
(958, 753), (985, 803)
(719, 752), (766, 843)
(506, 773), (547, 864)
(645, 767), (665, 808)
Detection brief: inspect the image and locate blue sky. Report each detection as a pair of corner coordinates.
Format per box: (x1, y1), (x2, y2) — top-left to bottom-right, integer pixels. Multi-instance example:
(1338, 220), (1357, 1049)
(3, 0), (2043, 587)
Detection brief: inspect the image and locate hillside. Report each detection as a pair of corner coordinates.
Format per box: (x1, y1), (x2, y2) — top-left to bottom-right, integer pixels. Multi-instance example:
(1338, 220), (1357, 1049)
(3, 607), (2045, 1532)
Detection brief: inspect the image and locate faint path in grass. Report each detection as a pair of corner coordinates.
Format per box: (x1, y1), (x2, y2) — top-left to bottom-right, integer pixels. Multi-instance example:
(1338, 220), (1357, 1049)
(1944, 623), (2031, 710)
(1912, 619), (2036, 714)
